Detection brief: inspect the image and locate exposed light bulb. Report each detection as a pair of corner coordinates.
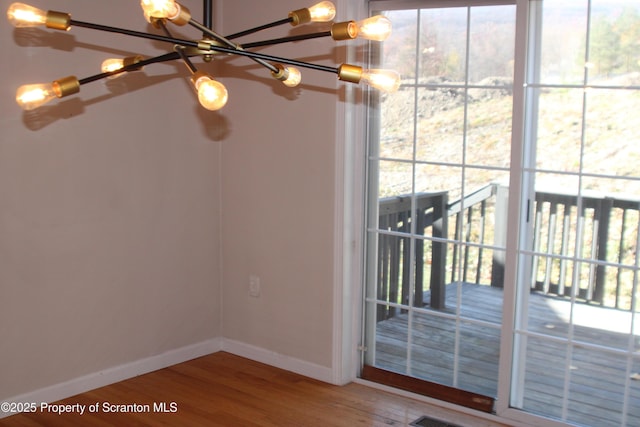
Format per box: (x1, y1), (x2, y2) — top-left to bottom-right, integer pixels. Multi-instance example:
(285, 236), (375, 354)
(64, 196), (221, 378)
(140, 0), (190, 25)
(16, 83), (57, 111)
(355, 15), (392, 41)
(15, 76), (80, 111)
(6, 2), (70, 30)
(271, 65), (302, 88)
(142, 10), (154, 23)
(191, 72), (228, 111)
(338, 64), (401, 93)
(139, 0), (179, 19)
(361, 69), (401, 93)
(7, 2), (46, 27)
(332, 15), (392, 41)
(289, 1), (335, 26)
(102, 59), (126, 74)
(101, 56), (143, 78)
(282, 67), (302, 87)
(307, 1), (336, 22)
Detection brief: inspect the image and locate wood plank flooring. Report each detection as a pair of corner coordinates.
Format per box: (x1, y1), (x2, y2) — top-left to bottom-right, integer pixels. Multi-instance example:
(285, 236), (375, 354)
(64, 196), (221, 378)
(373, 283), (640, 427)
(0, 352), (511, 427)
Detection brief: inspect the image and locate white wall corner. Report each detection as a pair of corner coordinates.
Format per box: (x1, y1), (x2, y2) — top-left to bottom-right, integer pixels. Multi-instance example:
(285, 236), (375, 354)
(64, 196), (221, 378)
(221, 339), (335, 384)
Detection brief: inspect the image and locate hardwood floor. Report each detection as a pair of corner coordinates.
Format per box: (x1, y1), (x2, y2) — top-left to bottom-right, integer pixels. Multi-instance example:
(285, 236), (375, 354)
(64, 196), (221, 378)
(0, 352), (511, 427)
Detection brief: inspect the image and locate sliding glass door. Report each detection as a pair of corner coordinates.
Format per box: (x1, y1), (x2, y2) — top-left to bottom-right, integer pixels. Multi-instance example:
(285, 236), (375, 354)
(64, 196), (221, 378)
(362, 1), (640, 426)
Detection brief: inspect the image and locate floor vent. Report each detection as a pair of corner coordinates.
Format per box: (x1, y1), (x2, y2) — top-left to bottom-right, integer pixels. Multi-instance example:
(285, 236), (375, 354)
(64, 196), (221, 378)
(410, 415), (463, 427)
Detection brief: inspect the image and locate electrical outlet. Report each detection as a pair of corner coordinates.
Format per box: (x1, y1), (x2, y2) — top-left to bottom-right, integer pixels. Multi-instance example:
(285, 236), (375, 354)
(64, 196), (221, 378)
(249, 275), (261, 297)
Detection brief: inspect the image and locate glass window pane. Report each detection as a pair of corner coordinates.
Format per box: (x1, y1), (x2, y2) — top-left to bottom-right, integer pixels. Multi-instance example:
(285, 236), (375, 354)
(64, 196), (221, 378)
(379, 86), (415, 161)
(419, 8), (468, 81)
(534, 172), (580, 195)
(468, 6), (516, 84)
(410, 312), (456, 386)
(539, 1), (589, 85)
(588, 1), (640, 82)
(416, 86), (465, 165)
(466, 91), (513, 168)
(374, 234), (412, 306)
(535, 88), (584, 174)
(414, 163), (462, 199)
(378, 159), (413, 198)
(383, 10), (418, 80)
(581, 176), (640, 198)
(583, 89), (640, 179)
(567, 349), (630, 427)
(457, 321), (500, 396)
(463, 169), (510, 200)
(373, 304), (409, 372)
(518, 335), (566, 420)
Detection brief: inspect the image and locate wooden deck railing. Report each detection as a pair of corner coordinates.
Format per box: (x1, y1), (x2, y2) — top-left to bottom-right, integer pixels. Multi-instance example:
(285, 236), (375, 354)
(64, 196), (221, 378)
(377, 191), (448, 320)
(531, 190), (640, 310)
(376, 185), (640, 318)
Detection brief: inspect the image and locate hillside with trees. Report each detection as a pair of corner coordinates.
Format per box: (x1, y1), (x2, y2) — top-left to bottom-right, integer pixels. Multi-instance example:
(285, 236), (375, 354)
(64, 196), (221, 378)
(377, 4), (640, 199)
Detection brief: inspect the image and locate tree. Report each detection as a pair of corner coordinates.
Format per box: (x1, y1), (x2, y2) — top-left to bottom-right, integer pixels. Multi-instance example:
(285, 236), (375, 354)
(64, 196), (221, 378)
(613, 6), (640, 72)
(588, 7), (640, 77)
(589, 18), (621, 76)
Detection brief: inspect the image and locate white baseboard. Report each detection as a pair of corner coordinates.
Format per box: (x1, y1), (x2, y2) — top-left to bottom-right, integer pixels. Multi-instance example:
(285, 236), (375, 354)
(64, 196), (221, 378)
(0, 338), (223, 419)
(1, 337), (337, 420)
(221, 338), (335, 384)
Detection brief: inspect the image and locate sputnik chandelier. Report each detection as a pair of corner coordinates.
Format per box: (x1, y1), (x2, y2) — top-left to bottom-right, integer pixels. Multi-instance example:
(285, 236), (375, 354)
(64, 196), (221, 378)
(7, 0), (400, 112)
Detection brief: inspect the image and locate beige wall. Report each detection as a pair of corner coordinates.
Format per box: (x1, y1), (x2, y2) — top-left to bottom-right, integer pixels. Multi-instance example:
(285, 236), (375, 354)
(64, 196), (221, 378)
(1, 0), (346, 401)
(0, 1), (223, 400)
(218, 0), (338, 368)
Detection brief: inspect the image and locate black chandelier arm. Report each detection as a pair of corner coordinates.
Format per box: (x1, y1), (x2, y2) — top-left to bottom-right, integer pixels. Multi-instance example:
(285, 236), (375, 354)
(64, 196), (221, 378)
(188, 19), (279, 74)
(225, 17), (294, 41)
(187, 19), (236, 49)
(158, 20), (198, 74)
(241, 31), (332, 49)
(78, 51), (182, 85)
(70, 19), (202, 50)
(206, 45), (338, 74)
(67, 19), (335, 75)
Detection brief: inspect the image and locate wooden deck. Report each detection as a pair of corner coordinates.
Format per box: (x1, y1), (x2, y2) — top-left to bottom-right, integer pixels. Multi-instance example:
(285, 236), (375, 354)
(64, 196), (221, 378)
(373, 283), (640, 427)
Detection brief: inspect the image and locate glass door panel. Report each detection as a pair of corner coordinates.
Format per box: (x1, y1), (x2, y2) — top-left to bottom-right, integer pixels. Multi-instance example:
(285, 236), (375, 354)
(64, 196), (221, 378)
(364, 2), (516, 407)
(511, 1), (640, 426)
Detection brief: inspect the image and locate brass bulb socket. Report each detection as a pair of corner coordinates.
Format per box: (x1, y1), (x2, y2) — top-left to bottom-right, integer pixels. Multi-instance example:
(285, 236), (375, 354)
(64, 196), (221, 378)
(170, 3), (191, 26)
(190, 70), (209, 87)
(53, 76), (80, 98)
(289, 8), (311, 26)
(45, 10), (71, 31)
(123, 55), (144, 71)
(337, 64), (363, 84)
(149, 16), (165, 29)
(331, 21), (357, 41)
(271, 64), (289, 81)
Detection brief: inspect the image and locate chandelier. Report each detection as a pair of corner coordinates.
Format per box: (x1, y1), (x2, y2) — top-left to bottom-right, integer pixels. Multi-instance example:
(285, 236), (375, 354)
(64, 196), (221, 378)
(7, 0), (400, 112)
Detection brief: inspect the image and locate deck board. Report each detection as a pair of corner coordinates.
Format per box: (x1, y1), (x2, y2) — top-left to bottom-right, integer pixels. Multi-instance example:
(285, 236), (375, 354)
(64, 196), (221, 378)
(372, 283), (640, 427)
